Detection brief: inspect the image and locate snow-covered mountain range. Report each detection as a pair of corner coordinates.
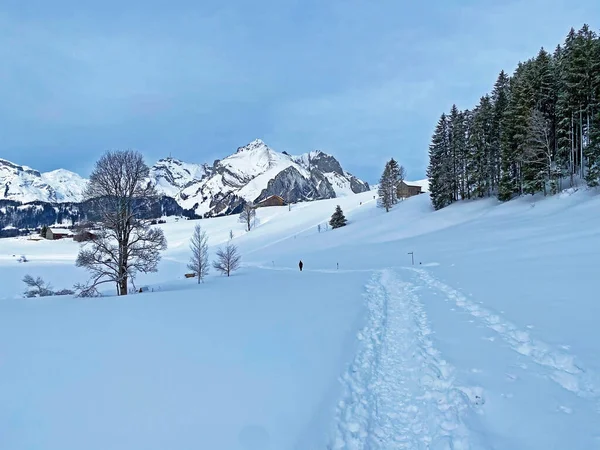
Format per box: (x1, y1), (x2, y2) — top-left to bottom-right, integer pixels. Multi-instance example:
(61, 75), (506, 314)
(0, 159), (88, 204)
(159, 139), (370, 217)
(1, 139), (370, 217)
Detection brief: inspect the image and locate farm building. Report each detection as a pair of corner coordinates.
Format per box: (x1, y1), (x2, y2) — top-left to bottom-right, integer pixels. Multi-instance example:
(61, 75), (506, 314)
(45, 228), (72, 240)
(73, 231), (98, 242)
(397, 181), (423, 199)
(255, 195), (286, 208)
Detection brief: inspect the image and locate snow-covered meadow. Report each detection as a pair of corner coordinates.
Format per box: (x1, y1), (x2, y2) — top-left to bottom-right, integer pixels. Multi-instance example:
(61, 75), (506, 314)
(1, 187), (600, 449)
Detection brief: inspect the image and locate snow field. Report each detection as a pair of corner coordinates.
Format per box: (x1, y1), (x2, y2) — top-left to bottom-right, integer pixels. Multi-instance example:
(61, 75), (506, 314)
(1, 186), (600, 448)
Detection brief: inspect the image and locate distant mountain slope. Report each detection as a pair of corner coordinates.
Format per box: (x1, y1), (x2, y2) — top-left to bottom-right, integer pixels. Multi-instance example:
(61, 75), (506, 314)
(0, 139), (370, 220)
(154, 139), (370, 217)
(0, 159), (87, 203)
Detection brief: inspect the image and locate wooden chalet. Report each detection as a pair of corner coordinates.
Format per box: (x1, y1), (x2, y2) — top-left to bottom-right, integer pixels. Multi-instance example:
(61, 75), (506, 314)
(397, 181), (423, 199)
(255, 195), (286, 208)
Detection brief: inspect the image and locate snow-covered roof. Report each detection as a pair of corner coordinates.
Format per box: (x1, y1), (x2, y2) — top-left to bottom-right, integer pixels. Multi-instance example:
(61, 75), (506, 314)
(49, 228), (72, 234)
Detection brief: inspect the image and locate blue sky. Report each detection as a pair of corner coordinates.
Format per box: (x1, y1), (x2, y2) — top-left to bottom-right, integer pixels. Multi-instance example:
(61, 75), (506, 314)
(0, 0), (598, 183)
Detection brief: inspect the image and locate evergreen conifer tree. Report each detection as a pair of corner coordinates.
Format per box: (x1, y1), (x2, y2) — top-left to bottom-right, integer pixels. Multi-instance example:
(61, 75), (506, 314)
(329, 205), (347, 229)
(377, 162), (393, 212)
(426, 24), (600, 206)
(377, 158), (403, 211)
(427, 114), (453, 210)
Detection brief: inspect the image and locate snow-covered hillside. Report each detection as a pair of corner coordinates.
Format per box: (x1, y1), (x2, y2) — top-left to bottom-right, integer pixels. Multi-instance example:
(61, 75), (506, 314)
(2, 188), (599, 449)
(0, 159), (87, 203)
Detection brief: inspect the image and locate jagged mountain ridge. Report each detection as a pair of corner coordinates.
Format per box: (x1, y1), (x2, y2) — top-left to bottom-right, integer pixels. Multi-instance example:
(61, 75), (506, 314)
(1, 140), (369, 219)
(148, 139), (370, 217)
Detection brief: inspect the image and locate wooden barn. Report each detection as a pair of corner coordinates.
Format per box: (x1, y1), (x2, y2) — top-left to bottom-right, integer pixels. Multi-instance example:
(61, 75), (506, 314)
(397, 181), (423, 199)
(73, 231), (98, 242)
(255, 195), (286, 208)
(45, 228), (72, 240)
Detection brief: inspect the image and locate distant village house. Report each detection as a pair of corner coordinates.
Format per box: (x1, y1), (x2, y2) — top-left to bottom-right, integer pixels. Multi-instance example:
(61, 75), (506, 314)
(45, 228), (72, 240)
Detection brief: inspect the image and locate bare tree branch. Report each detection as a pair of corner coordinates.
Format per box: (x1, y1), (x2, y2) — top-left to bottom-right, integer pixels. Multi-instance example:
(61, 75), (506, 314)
(188, 224), (210, 283)
(212, 243), (241, 277)
(76, 150), (167, 296)
(239, 202), (256, 232)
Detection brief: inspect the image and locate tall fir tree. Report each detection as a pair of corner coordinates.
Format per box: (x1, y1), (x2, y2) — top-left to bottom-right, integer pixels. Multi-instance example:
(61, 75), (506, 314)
(491, 70), (511, 194)
(378, 161), (394, 212)
(427, 114), (453, 210)
(329, 205), (347, 229)
(377, 158), (402, 211)
(469, 96), (494, 197)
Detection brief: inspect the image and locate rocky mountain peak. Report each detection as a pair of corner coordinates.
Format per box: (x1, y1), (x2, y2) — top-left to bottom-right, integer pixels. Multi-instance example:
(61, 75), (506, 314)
(235, 138), (268, 154)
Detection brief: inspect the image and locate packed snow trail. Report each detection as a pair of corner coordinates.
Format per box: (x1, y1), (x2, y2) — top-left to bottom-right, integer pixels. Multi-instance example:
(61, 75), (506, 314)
(410, 268), (600, 410)
(331, 269), (481, 449)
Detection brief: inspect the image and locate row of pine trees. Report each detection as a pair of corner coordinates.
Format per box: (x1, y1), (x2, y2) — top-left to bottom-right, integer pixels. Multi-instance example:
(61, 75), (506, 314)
(427, 25), (600, 210)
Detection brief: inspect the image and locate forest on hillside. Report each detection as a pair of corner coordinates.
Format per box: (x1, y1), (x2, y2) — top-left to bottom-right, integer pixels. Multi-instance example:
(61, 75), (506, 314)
(427, 25), (600, 210)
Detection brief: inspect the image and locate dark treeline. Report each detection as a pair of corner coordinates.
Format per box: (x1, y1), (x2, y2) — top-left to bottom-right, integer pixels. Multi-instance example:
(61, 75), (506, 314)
(427, 25), (600, 210)
(0, 196), (198, 237)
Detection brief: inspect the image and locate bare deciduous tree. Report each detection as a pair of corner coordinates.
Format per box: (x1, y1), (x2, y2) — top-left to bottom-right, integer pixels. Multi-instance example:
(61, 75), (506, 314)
(239, 202), (256, 232)
(212, 243), (241, 277)
(188, 224), (209, 283)
(75, 150), (167, 296)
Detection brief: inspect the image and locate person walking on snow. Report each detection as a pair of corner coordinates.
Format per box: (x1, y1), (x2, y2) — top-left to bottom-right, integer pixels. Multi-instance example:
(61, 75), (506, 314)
(299, 260), (303, 271)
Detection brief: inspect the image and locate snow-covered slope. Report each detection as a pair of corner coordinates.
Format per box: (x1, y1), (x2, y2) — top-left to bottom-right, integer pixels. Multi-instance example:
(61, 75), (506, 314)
(0, 159), (87, 203)
(1, 189), (600, 448)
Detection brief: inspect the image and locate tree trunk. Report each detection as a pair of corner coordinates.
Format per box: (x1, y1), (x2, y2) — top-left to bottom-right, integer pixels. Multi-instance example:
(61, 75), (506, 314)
(570, 114), (574, 187)
(120, 276), (128, 296)
(580, 108), (584, 178)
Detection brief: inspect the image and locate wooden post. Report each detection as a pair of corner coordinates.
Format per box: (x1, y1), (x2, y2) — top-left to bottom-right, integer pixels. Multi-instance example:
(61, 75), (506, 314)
(408, 252), (414, 265)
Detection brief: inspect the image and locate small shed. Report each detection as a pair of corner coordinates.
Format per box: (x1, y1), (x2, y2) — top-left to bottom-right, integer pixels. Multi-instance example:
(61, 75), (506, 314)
(255, 195), (286, 208)
(46, 228), (72, 240)
(397, 182), (423, 199)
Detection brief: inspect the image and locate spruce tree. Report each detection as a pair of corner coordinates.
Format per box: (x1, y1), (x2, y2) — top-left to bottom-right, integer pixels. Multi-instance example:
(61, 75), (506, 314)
(329, 205), (347, 229)
(469, 96), (494, 197)
(377, 162), (393, 212)
(377, 158), (404, 211)
(491, 70), (510, 193)
(427, 114), (453, 210)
